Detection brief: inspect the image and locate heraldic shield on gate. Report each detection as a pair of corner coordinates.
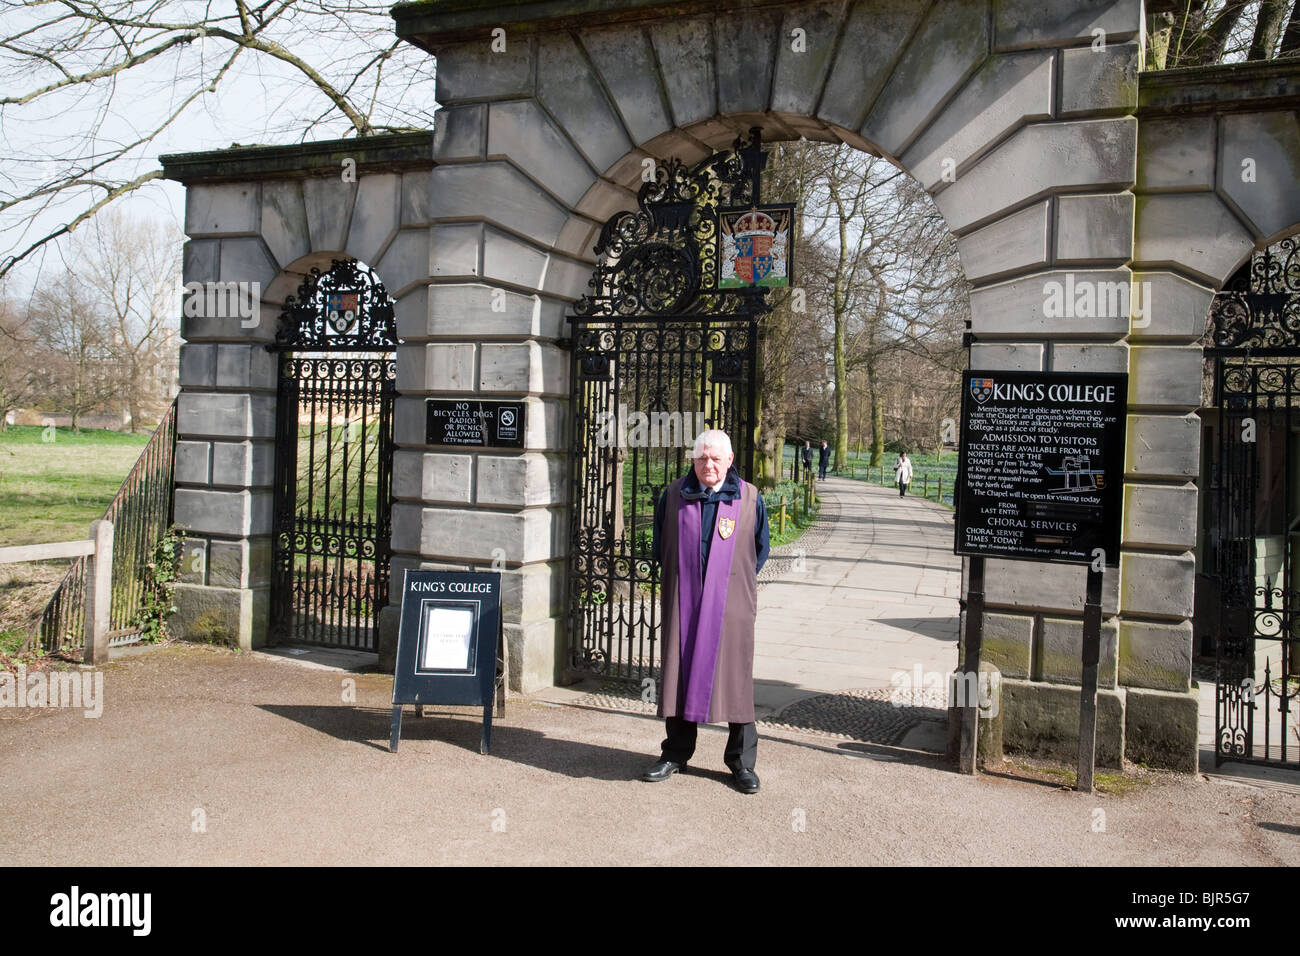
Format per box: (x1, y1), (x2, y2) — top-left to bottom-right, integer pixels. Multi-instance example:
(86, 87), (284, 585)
(566, 128), (790, 683)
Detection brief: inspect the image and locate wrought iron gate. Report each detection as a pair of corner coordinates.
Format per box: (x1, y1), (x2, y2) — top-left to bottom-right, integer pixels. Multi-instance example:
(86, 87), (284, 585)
(566, 130), (774, 681)
(271, 259), (398, 649)
(1207, 237), (1300, 768)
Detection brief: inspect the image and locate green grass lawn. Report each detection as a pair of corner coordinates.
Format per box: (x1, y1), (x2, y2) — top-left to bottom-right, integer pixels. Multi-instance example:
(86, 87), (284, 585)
(0, 426), (151, 547)
(781, 444), (958, 507)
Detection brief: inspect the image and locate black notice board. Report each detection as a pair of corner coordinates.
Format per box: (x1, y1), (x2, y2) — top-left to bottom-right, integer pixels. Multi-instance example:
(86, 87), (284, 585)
(390, 569), (503, 753)
(426, 399), (525, 448)
(956, 369), (1127, 566)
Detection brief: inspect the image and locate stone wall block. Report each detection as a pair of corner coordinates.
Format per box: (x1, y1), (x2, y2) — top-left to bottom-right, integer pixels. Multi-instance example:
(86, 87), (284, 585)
(974, 557), (1118, 614)
(393, 449), (473, 505)
(1122, 483), (1197, 551)
(969, 269), (1133, 336)
(575, 179), (637, 225)
(648, 18), (717, 127)
(432, 104), (487, 163)
(393, 286), (431, 341)
(981, 612), (1033, 677)
(174, 441), (212, 486)
(183, 239), (221, 284)
(481, 228), (549, 290)
(578, 25), (673, 146)
(715, 7), (781, 115)
(477, 453), (565, 507)
(1120, 551), (1195, 619)
(1133, 193), (1254, 285)
(260, 180), (310, 268)
(388, 501), (423, 553)
(1000, 679), (1125, 767)
(1059, 43), (1138, 117)
(177, 392), (276, 440)
(956, 200), (1048, 283)
(215, 343), (276, 391)
(401, 170), (434, 227)
(219, 238), (279, 288)
(861, 0), (990, 157)
(418, 507), (557, 564)
(1124, 686), (1199, 771)
(818, 0), (927, 131)
(1039, 616), (1119, 688)
(536, 32), (633, 174)
(345, 173), (401, 267)
(1055, 193), (1134, 263)
(174, 488), (253, 536)
(511, 617), (564, 693)
(376, 228), (430, 298)
(1125, 414), (1201, 480)
(186, 183), (260, 237)
(178, 538), (208, 585)
(994, 0), (1141, 50)
(1128, 346), (1203, 409)
(301, 176), (358, 252)
(179, 344), (217, 388)
(1218, 110), (1300, 240)
(935, 119), (1136, 234)
(434, 37), (533, 103)
(1135, 115), (1215, 192)
(499, 561), (565, 624)
(427, 284), (561, 338)
(1051, 343), (1128, 373)
(771, 0), (846, 117)
(1119, 619), (1192, 691)
(210, 441), (274, 490)
(430, 164), (568, 248)
(430, 223), (483, 279)
(480, 341), (567, 395)
(1129, 272), (1214, 342)
(969, 343), (1044, 370)
(488, 99), (596, 206)
(902, 51), (1053, 191)
(399, 343), (477, 393)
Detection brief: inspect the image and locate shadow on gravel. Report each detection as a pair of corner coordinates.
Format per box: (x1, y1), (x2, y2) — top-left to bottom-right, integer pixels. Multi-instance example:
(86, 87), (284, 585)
(259, 703), (654, 780)
(1257, 821), (1300, 836)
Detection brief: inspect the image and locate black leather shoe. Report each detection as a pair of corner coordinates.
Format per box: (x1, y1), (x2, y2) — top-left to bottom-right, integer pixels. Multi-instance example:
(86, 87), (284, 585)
(730, 767), (760, 794)
(641, 759), (685, 782)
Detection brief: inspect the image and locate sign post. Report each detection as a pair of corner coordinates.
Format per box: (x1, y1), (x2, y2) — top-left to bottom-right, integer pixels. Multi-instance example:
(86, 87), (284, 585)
(955, 369), (1126, 785)
(389, 569), (504, 755)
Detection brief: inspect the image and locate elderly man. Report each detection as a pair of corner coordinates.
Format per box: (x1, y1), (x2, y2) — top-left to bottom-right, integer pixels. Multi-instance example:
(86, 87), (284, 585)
(642, 429), (769, 794)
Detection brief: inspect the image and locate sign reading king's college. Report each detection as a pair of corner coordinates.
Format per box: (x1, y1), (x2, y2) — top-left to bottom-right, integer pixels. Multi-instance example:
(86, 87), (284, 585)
(956, 370), (1127, 566)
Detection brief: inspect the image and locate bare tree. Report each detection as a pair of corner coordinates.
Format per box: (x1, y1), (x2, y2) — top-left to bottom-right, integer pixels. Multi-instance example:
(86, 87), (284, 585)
(1148, 0), (1300, 68)
(0, 0), (437, 281)
(79, 211), (181, 431)
(0, 293), (41, 430)
(27, 271), (121, 432)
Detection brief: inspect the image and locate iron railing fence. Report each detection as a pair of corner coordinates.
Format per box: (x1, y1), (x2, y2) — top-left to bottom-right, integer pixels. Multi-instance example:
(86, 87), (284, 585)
(36, 400), (178, 653)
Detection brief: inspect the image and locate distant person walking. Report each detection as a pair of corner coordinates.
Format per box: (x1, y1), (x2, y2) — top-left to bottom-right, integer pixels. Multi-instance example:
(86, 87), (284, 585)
(894, 452), (913, 497)
(801, 441), (813, 479)
(818, 440), (830, 480)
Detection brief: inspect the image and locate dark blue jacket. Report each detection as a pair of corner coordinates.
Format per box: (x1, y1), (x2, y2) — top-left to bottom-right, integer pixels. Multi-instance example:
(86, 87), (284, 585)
(652, 465), (769, 573)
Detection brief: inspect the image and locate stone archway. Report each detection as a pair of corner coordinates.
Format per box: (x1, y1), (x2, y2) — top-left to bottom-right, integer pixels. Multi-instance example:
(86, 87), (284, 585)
(393, 0), (1164, 762)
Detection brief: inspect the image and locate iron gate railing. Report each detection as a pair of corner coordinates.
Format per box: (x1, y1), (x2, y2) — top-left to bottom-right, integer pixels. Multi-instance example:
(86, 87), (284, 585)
(1207, 237), (1300, 769)
(564, 128), (774, 681)
(37, 399), (178, 652)
(566, 314), (758, 681)
(270, 259), (397, 650)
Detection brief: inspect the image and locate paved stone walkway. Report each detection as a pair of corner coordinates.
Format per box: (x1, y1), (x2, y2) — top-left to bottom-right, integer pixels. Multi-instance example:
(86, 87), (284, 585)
(753, 477), (960, 715)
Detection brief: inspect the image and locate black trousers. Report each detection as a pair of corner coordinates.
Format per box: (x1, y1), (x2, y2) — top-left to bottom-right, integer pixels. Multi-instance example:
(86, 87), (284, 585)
(660, 715), (757, 771)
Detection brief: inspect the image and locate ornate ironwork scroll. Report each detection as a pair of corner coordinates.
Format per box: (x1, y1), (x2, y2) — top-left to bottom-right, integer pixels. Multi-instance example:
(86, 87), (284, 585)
(271, 259), (397, 650)
(565, 130), (772, 682)
(1207, 237), (1300, 768)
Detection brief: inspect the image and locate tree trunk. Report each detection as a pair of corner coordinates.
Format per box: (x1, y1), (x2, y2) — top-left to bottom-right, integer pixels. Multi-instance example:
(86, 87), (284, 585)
(1148, 12), (1174, 68)
(1190, 0), (1250, 65)
(833, 313), (848, 471)
(869, 388), (884, 467)
(1251, 0), (1288, 59)
(1282, 0), (1300, 54)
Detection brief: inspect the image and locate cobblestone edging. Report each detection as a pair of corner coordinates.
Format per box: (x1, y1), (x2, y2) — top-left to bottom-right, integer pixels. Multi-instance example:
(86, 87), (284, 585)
(571, 681), (948, 747)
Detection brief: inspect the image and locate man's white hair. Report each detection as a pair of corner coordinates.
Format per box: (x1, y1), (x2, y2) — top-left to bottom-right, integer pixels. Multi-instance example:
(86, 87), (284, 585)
(691, 429), (733, 458)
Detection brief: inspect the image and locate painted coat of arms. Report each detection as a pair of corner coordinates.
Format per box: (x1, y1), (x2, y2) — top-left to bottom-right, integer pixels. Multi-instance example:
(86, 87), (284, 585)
(970, 377), (994, 404)
(325, 290), (360, 333)
(717, 516), (736, 539)
(718, 205), (794, 289)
